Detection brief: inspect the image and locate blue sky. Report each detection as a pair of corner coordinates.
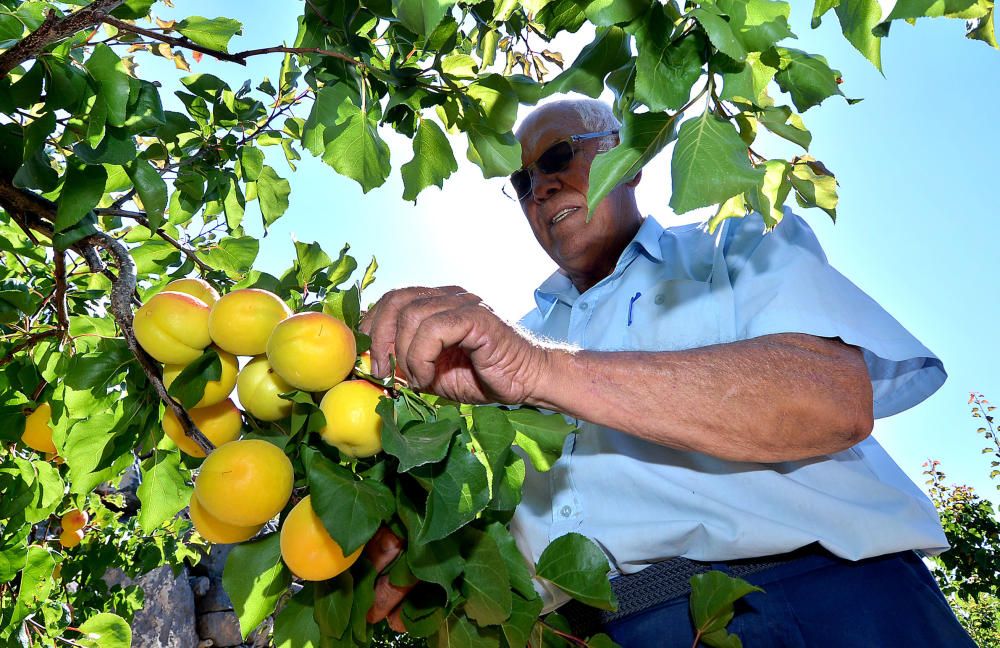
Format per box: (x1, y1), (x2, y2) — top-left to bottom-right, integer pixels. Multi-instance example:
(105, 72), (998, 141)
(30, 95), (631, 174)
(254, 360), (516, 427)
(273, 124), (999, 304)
(147, 2), (1000, 502)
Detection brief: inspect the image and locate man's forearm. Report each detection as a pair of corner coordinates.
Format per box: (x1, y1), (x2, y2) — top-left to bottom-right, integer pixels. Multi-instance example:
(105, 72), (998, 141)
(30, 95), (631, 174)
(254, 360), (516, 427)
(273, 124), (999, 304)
(526, 333), (875, 463)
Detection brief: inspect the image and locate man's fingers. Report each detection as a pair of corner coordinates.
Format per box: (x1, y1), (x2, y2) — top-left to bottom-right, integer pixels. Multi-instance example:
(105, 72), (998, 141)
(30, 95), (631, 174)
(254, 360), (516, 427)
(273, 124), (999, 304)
(366, 575), (416, 625)
(365, 527), (403, 573)
(388, 605), (407, 633)
(406, 307), (482, 391)
(394, 293), (480, 385)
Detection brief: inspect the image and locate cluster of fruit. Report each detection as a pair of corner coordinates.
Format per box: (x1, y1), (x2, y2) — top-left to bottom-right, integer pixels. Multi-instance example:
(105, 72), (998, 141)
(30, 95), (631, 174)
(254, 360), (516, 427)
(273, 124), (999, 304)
(132, 278), (383, 580)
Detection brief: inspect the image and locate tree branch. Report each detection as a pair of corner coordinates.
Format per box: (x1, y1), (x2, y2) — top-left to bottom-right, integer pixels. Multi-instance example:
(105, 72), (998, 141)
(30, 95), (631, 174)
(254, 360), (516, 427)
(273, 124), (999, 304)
(0, 175), (215, 454)
(0, 0), (124, 79)
(102, 16), (360, 67)
(0, 330), (61, 368)
(95, 207), (216, 276)
(53, 249), (70, 335)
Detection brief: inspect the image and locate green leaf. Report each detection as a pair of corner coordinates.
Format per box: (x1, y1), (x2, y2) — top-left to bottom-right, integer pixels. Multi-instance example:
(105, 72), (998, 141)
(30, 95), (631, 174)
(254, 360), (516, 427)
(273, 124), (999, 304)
(535, 533), (617, 611)
(239, 146), (265, 182)
(435, 614), (502, 647)
(223, 533), (292, 639)
(379, 399), (461, 472)
(747, 159), (791, 228)
(85, 44), (131, 127)
(305, 447), (394, 555)
(505, 409), (575, 473)
(669, 111), (765, 214)
(462, 530), (513, 626)
(361, 256), (378, 290)
(790, 155), (838, 220)
(302, 84), (355, 156)
(124, 80), (166, 134)
(394, 0), (458, 35)
(835, 0), (883, 71)
(635, 24), (703, 112)
(55, 163), (107, 232)
(466, 122), (521, 179)
(407, 534), (465, 600)
(543, 27), (631, 99)
(76, 613), (132, 648)
(720, 52), (778, 105)
(486, 523), (536, 599)
(167, 348), (222, 409)
(137, 450), (192, 533)
(470, 406), (515, 489)
(811, 0), (839, 27)
(256, 165), (291, 227)
(13, 111), (57, 191)
(111, 0), (156, 19)
(293, 240), (332, 286)
(967, 6), (998, 48)
(502, 592), (544, 648)
(468, 74), (520, 133)
(176, 16), (243, 52)
(415, 435), (490, 543)
(689, 571), (763, 646)
(11, 545), (55, 626)
(402, 119), (458, 202)
(274, 585), (322, 648)
(885, 0), (989, 21)
(196, 236), (259, 278)
(717, 0), (796, 52)
(758, 106), (810, 149)
(584, 0), (649, 26)
(73, 127), (137, 165)
(0, 523), (30, 583)
(314, 572), (354, 640)
(586, 110), (678, 216)
(24, 460), (63, 523)
(322, 106), (391, 193)
(691, 8), (746, 61)
(772, 48), (843, 112)
(324, 285), (362, 330)
(706, 193), (749, 233)
(126, 159), (168, 230)
(326, 243), (359, 288)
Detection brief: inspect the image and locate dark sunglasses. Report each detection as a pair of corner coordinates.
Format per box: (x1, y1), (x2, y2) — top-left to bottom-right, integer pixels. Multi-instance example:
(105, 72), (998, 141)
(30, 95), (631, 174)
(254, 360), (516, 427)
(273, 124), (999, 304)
(504, 129), (620, 201)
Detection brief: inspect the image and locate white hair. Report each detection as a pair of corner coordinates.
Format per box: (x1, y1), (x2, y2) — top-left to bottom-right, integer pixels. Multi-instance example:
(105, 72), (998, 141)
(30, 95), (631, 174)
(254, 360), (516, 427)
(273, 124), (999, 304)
(542, 99), (620, 149)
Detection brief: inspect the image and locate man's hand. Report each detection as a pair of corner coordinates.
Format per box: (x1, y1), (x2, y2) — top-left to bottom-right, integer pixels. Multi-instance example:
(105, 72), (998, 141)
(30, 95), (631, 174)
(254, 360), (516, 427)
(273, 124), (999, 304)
(365, 527), (414, 633)
(359, 286), (546, 405)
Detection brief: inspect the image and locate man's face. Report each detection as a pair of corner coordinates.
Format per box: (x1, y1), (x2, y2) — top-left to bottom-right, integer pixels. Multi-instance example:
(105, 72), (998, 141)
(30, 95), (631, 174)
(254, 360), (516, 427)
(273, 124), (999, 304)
(515, 105), (639, 284)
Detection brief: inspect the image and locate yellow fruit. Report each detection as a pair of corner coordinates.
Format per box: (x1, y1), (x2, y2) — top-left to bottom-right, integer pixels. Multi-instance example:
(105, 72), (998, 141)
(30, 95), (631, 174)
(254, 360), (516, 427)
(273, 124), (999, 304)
(134, 291), (212, 364)
(22, 403), (56, 454)
(357, 351), (372, 376)
(59, 529), (84, 548)
(61, 509), (88, 533)
(280, 496), (362, 581)
(267, 312), (356, 392)
(194, 439), (293, 526)
(209, 289), (292, 356)
(163, 346), (239, 408)
(189, 493), (263, 544)
(236, 357), (295, 421)
(163, 399), (243, 458)
(164, 278), (220, 307)
(318, 380), (385, 458)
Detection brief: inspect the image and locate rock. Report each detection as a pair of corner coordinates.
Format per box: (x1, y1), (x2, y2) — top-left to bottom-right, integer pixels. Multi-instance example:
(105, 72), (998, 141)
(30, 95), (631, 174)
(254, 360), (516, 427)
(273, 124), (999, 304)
(196, 611), (243, 647)
(196, 577), (233, 613)
(103, 565), (198, 648)
(198, 544), (233, 577)
(190, 575), (211, 597)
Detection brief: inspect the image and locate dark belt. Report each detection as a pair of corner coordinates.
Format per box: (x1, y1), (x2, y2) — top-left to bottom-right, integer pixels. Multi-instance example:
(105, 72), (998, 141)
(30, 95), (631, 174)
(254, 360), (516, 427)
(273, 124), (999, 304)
(559, 543), (835, 637)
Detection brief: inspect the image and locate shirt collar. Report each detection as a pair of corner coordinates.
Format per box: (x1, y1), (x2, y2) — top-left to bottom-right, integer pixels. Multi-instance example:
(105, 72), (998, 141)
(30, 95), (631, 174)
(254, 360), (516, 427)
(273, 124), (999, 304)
(531, 216), (714, 314)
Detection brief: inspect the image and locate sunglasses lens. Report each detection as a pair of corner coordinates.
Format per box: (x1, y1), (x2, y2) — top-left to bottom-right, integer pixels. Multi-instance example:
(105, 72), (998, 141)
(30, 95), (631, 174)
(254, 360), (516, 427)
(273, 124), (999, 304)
(536, 140), (574, 174)
(510, 170), (531, 199)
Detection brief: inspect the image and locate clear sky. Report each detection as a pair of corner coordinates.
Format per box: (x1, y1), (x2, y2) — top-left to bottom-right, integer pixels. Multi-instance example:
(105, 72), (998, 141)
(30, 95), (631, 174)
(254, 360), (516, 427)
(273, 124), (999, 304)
(147, 2), (1000, 502)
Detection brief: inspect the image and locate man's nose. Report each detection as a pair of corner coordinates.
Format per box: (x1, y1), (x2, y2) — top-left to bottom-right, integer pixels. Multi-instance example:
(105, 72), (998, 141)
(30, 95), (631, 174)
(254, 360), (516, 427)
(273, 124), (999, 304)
(530, 170), (561, 202)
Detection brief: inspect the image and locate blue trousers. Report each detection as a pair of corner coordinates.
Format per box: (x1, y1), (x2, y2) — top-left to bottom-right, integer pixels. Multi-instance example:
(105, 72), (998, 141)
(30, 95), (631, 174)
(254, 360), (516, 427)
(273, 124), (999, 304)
(603, 551), (976, 647)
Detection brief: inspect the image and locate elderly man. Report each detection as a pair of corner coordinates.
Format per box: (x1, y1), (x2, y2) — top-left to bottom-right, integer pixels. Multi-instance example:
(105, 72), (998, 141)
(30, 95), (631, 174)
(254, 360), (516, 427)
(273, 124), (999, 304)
(361, 99), (972, 645)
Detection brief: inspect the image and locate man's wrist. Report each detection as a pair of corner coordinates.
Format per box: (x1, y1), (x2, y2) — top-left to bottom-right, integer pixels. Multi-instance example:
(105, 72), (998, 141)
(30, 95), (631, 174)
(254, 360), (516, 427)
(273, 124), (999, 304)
(523, 345), (572, 410)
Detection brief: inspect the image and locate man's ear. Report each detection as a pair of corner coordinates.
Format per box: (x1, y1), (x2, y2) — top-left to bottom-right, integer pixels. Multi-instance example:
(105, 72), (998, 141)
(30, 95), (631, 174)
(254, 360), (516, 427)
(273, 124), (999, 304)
(626, 169), (642, 188)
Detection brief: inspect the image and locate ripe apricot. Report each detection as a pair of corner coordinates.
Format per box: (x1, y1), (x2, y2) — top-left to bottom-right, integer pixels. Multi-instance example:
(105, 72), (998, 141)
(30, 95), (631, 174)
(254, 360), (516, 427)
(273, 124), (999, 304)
(236, 357), (295, 421)
(164, 278), (220, 307)
(209, 289), (292, 356)
(267, 312), (356, 392)
(280, 496), (362, 581)
(189, 493), (263, 544)
(134, 291), (212, 364)
(163, 346), (239, 408)
(194, 439), (293, 526)
(59, 529), (84, 548)
(163, 399), (243, 458)
(22, 403), (56, 454)
(357, 351), (372, 376)
(61, 509), (88, 533)
(318, 380), (385, 458)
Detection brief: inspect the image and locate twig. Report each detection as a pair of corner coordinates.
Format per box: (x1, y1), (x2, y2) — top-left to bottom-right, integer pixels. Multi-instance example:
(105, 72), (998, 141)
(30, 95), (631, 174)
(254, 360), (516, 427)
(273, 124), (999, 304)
(0, 330), (61, 368)
(0, 0), (124, 79)
(53, 250), (70, 335)
(94, 207), (215, 276)
(102, 16), (360, 67)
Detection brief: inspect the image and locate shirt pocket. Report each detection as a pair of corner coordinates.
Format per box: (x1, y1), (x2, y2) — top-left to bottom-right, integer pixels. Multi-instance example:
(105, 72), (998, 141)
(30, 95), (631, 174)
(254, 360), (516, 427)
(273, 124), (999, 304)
(620, 279), (724, 351)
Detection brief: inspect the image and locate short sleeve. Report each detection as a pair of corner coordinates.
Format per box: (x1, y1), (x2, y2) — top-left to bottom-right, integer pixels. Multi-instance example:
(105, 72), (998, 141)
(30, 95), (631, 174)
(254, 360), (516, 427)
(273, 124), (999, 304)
(726, 209), (946, 419)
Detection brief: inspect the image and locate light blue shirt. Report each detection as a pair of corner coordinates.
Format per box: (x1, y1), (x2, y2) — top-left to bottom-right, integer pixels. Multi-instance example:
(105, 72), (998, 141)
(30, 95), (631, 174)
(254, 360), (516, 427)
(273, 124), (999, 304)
(511, 210), (948, 610)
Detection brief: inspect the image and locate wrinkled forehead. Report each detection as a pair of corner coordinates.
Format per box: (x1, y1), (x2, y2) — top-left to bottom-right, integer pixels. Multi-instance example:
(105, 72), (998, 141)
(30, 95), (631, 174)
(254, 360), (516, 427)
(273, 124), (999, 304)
(515, 105), (587, 165)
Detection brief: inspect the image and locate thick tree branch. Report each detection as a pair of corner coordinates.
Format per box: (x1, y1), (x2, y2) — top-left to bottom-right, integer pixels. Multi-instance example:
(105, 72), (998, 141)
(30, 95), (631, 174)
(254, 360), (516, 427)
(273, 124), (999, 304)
(0, 0), (124, 79)
(102, 15), (360, 67)
(0, 175), (214, 454)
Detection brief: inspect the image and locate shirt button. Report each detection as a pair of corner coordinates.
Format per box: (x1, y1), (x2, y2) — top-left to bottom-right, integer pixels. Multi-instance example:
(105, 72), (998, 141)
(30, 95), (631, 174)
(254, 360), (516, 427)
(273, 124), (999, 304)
(579, 302), (589, 311)
(654, 294), (665, 305)
(560, 506), (572, 518)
